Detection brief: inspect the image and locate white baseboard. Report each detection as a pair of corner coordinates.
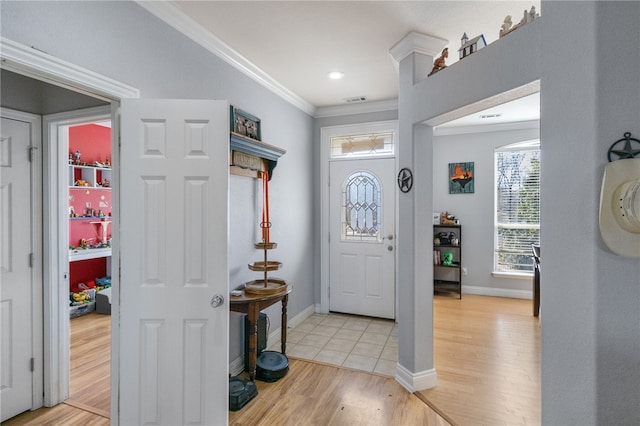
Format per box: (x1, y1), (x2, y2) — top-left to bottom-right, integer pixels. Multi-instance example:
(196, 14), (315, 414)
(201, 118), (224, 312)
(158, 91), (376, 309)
(288, 304), (316, 330)
(231, 304), (316, 374)
(229, 354), (244, 377)
(463, 285), (532, 300)
(266, 304), (315, 351)
(395, 363), (437, 392)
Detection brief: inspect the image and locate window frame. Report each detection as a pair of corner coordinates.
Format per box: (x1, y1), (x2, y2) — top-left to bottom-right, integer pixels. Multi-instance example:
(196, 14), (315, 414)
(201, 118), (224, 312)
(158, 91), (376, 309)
(493, 140), (541, 274)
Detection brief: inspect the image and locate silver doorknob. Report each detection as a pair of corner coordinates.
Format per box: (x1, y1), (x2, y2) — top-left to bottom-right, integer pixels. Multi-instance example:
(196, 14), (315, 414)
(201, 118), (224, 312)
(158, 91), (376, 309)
(383, 234), (394, 241)
(387, 245), (393, 251)
(210, 294), (224, 308)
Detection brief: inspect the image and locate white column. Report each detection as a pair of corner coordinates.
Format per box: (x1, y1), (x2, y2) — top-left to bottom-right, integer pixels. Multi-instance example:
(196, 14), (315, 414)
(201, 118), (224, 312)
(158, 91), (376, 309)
(390, 32), (447, 391)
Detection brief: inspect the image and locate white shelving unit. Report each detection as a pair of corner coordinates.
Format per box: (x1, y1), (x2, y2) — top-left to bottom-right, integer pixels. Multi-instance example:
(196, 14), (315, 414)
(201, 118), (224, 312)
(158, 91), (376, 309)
(69, 164), (112, 188)
(69, 247), (112, 262)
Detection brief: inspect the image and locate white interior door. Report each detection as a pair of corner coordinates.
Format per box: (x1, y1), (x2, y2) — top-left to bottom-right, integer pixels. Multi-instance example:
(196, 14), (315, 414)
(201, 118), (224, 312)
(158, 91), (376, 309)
(0, 116), (37, 421)
(119, 99), (229, 425)
(329, 158), (395, 319)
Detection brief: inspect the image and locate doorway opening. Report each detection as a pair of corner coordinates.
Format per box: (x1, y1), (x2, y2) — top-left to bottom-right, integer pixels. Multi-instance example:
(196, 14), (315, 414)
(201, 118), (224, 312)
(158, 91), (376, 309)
(319, 121), (399, 319)
(0, 39), (136, 419)
(64, 118), (113, 417)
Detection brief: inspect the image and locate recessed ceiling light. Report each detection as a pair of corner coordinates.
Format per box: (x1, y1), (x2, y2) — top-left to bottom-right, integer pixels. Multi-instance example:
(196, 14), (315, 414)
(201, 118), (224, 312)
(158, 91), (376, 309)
(328, 71), (344, 80)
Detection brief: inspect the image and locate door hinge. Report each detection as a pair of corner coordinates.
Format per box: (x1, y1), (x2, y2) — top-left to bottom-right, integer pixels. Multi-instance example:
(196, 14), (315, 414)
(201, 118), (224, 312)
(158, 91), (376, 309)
(28, 146), (38, 162)
(30, 358), (35, 372)
(29, 253), (34, 267)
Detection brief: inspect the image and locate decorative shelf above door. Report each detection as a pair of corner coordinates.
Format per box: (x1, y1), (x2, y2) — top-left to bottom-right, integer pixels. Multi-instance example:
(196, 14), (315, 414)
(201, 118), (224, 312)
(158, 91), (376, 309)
(230, 132), (286, 180)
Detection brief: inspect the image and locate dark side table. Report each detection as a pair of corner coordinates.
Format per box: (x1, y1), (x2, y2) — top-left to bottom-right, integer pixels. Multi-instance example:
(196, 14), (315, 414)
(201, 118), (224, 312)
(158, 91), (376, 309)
(229, 285), (291, 381)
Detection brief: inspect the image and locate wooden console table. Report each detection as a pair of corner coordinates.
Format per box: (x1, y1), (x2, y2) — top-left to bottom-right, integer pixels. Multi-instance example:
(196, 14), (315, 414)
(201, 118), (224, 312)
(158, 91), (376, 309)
(229, 285), (291, 381)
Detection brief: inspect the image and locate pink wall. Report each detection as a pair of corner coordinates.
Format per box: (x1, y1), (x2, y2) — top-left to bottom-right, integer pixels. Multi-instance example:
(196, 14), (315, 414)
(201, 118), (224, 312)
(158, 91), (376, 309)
(69, 124), (111, 165)
(69, 217), (112, 248)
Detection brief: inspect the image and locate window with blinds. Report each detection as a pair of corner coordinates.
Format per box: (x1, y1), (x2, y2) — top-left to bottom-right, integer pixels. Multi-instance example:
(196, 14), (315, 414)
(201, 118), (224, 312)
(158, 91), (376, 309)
(494, 140), (540, 272)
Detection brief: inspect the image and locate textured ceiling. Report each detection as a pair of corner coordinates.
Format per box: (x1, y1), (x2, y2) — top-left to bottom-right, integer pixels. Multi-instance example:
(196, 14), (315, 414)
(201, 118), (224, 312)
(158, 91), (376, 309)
(172, 1), (541, 116)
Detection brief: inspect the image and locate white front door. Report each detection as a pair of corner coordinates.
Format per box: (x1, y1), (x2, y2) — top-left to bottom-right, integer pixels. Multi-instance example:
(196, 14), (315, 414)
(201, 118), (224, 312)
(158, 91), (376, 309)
(118, 99), (229, 425)
(0, 116), (39, 421)
(329, 158), (395, 319)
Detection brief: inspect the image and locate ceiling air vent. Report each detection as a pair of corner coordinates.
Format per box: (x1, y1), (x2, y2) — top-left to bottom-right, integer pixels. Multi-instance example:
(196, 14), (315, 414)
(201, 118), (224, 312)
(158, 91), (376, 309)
(344, 96), (368, 103)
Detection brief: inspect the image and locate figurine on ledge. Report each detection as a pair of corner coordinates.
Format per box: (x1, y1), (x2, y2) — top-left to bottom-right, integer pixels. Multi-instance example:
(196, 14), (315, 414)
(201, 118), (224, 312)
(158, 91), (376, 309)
(429, 48), (448, 76)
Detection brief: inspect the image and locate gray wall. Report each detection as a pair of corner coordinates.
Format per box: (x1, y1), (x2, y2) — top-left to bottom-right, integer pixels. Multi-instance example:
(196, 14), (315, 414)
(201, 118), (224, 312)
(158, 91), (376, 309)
(541, 2), (640, 424)
(1, 70), (108, 114)
(433, 123), (540, 297)
(402, 2), (639, 422)
(1, 0), (315, 365)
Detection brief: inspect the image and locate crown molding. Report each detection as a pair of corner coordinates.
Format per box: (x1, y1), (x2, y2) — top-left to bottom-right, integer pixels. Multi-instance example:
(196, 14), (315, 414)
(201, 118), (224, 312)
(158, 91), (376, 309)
(314, 99), (398, 119)
(389, 31), (448, 64)
(137, 1), (316, 116)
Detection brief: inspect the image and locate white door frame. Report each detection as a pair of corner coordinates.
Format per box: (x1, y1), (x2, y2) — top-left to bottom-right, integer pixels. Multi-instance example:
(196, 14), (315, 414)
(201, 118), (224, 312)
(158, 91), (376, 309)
(42, 106), (112, 405)
(319, 120), (399, 316)
(0, 107), (44, 414)
(0, 37), (139, 414)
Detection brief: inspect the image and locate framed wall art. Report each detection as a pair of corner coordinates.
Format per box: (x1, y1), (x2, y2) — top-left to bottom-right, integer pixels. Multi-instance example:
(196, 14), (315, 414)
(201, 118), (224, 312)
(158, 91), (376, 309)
(449, 162), (474, 194)
(230, 106), (261, 140)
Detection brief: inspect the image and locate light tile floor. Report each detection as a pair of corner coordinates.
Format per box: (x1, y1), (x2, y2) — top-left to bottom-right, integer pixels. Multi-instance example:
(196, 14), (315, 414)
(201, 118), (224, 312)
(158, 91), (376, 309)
(268, 312), (398, 376)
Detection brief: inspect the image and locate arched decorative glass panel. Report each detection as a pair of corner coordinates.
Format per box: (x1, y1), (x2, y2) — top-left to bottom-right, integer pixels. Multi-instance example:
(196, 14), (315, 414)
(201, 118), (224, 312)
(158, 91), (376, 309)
(342, 171), (382, 241)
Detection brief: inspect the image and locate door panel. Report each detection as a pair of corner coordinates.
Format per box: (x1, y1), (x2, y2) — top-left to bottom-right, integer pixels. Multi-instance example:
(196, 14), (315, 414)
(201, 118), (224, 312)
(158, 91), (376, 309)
(0, 117), (33, 421)
(329, 158), (395, 319)
(365, 255), (383, 298)
(119, 100), (229, 425)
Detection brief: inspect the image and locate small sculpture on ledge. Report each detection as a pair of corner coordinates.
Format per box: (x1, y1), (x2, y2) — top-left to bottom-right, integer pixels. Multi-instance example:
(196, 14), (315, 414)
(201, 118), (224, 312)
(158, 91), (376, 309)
(500, 6), (539, 38)
(428, 48), (449, 76)
(499, 15), (514, 37)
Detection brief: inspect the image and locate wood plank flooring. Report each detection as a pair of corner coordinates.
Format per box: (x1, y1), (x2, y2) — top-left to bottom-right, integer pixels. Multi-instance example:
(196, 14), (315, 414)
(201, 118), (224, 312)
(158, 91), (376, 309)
(417, 294), (541, 426)
(229, 359), (449, 425)
(68, 312), (111, 417)
(3, 295), (539, 425)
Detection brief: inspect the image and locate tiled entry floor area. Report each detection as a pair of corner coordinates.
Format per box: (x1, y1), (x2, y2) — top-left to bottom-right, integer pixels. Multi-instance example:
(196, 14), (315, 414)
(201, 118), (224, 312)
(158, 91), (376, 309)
(270, 312), (398, 376)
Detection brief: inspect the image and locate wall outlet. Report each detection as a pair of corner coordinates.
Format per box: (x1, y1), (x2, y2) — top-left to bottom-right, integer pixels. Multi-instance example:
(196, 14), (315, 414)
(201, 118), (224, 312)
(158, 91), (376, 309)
(462, 267), (468, 275)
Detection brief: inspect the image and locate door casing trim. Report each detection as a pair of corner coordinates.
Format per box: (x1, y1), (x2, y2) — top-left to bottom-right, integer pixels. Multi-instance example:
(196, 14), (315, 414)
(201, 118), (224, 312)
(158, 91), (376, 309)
(1, 37), (140, 420)
(319, 120), (399, 317)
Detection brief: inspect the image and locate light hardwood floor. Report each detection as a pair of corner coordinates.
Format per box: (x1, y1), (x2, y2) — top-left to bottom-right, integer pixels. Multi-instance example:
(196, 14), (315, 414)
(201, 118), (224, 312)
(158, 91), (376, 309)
(418, 294), (540, 426)
(67, 312), (111, 417)
(228, 359), (449, 425)
(3, 295), (539, 425)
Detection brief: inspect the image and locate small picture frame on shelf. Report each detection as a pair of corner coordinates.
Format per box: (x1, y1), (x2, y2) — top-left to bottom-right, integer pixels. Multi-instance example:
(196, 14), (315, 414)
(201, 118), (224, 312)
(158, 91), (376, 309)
(230, 106), (261, 140)
(433, 212), (440, 225)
